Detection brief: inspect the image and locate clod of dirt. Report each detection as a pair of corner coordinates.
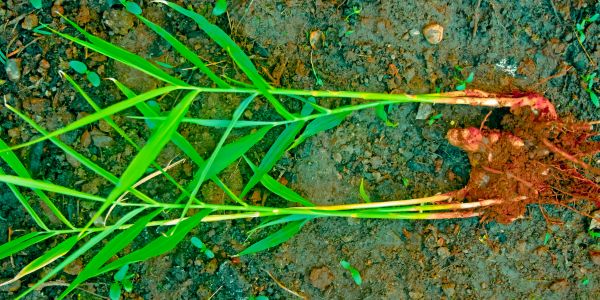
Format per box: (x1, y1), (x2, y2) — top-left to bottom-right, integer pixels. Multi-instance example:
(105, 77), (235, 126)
(309, 266), (334, 291)
(21, 14), (38, 30)
(216, 261), (251, 298)
(103, 9), (135, 35)
(589, 245), (600, 265)
(447, 94), (600, 223)
(91, 130), (114, 148)
(548, 279), (569, 292)
(422, 23), (444, 44)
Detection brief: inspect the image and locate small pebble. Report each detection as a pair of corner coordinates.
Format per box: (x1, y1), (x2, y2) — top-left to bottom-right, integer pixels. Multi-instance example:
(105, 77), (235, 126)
(423, 23), (444, 44)
(409, 28), (420, 37)
(5, 58), (21, 82)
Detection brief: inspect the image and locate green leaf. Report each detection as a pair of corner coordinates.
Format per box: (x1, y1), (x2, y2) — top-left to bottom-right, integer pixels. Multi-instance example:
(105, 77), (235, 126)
(248, 215), (316, 235)
(0, 138), (73, 229)
(204, 249), (215, 259)
(3, 236), (79, 286)
(3, 85), (178, 152)
(190, 236), (206, 250)
(109, 282), (121, 300)
(99, 210), (212, 274)
(590, 91), (599, 108)
(0, 168), (47, 230)
(61, 210), (161, 296)
(125, 1), (142, 15)
(137, 15), (229, 88)
(340, 260), (362, 285)
(579, 32), (586, 43)
(455, 83), (466, 91)
(289, 112), (350, 150)
(114, 264), (129, 281)
(237, 219), (310, 256)
(213, 0), (227, 16)
(86, 71), (101, 86)
(160, 1), (294, 120)
(465, 71), (475, 83)
(53, 17), (187, 86)
(359, 178), (371, 203)
(0, 175), (105, 202)
(243, 157), (314, 207)
(82, 89), (201, 235)
(122, 278), (133, 292)
(589, 14), (599, 22)
(21, 208), (146, 300)
(241, 102), (314, 198)
(0, 232), (57, 261)
(30, 0), (42, 9)
(69, 60), (87, 74)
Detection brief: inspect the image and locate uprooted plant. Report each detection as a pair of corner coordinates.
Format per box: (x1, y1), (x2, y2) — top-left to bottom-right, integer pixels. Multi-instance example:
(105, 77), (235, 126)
(1, 1), (598, 298)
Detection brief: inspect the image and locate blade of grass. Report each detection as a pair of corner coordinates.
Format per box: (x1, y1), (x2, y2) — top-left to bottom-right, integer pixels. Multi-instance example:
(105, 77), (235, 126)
(47, 18), (187, 86)
(0, 232), (58, 261)
(2, 85), (179, 153)
(128, 116), (283, 128)
(289, 112), (351, 150)
(17, 207), (146, 300)
(97, 209), (212, 276)
(136, 15), (229, 88)
(0, 175), (105, 202)
(0, 235), (79, 288)
(182, 93), (259, 218)
(0, 138), (73, 229)
(236, 218), (310, 256)
(0, 168), (48, 230)
(81, 89), (201, 235)
(243, 156), (314, 207)
(61, 72), (191, 200)
(5, 104), (159, 205)
(158, 1), (295, 120)
(59, 209), (162, 297)
(240, 102), (315, 198)
(359, 178), (371, 203)
(110, 78), (240, 205)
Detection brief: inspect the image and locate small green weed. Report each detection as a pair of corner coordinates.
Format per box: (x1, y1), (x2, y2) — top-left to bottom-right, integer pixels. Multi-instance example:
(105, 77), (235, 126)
(340, 260), (362, 286)
(29, 0), (42, 9)
(454, 66), (475, 91)
(343, 5), (362, 36)
(576, 13), (599, 43)
(109, 264), (134, 300)
(359, 178), (371, 203)
(213, 0), (227, 16)
(69, 60), (101, 87)
(191, 236), (215, 259)
(428, 113), (443, 125)
(582, 72), (599, 108)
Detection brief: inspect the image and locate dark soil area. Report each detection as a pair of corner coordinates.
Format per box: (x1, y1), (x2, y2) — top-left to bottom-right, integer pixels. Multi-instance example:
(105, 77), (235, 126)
(1, 0), (600, 299)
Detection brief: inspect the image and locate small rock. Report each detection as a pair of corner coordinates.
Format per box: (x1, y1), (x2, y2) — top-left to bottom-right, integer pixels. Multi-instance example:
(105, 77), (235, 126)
(51, 3), (64, 17)
(21, 14), (38, 30)
(39, 59), (50, 70)
(5, 58), (21, 82)
(91, 134), (114, 148)
(409, 28), (420, 37)
(7, 127), (20, 139)
(66, 154), (81, 168)
(309, 266), (334, 291)
(23, 98), (47, 114)
(442, 283), (456, 297)
(415, 103), (433, 120)
(80, 130), (91, 148)
(98, 119), (112, 133)
(104, 9), (135, 35)
(422, 23), (444, 45)
(437, 246), (451, 258)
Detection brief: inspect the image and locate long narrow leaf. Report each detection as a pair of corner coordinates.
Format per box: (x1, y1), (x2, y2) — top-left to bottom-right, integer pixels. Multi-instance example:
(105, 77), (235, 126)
(18, 207), (146, 300)
(60, 209), (162, 297)
(237, 218), (310, 256)
(0, 175), (105, 202)
(0, 138), (73, 229)
(2, 85), (179, 152)
(82, 89), (201, 234)
(243, 157), (314, 207)
(49, 18), (187, 86)
(98, 209), (212, 274)
(0, 235), (79, 287)
(159, 1), (295, 120)
(137, 15), (229, 88)
(0, 232), (58, 261)
(241, 102), (314, 197)
(289, 112), (351, 150)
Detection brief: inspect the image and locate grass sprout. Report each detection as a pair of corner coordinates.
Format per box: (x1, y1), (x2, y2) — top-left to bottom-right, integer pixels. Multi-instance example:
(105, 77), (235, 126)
(340, 260), (362, 285)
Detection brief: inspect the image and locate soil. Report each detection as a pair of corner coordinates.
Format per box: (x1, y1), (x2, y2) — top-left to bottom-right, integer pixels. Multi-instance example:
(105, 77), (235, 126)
(1, 0), (600, 299)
